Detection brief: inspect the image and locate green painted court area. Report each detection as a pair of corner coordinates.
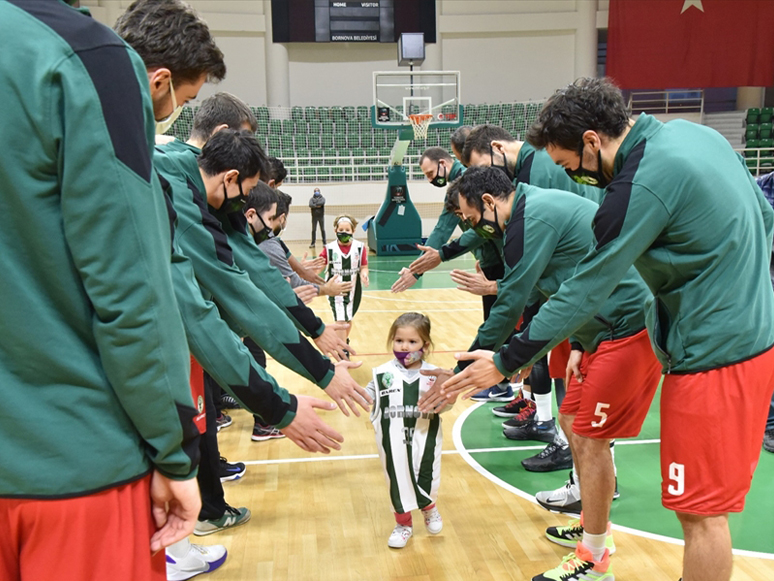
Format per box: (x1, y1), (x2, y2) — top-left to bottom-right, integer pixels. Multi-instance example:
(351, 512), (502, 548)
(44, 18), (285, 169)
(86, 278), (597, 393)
(459, 388), (774, 555)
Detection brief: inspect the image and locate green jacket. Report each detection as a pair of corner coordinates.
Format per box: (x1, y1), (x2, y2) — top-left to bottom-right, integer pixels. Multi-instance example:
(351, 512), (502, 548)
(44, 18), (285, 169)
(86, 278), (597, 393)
(495, 114), (774, 376)
(438, 145), (600, 267)
(469, 184), (649, 359)
(154, 145), (335, 388)
(0, 0), (198, 497)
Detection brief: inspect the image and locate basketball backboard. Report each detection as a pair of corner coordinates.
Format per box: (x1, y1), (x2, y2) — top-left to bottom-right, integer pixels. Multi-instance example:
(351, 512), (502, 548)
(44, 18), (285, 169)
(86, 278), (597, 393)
(371, 70), (463, 130)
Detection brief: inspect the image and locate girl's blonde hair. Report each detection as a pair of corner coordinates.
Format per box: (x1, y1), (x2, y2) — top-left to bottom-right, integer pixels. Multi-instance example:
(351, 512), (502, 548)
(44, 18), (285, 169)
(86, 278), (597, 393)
(333, 214), (358, 230)
(386, 312), (433, 353)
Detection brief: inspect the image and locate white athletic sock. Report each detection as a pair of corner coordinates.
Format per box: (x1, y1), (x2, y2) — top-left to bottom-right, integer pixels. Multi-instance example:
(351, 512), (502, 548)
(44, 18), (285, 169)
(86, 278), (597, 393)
(535, 392), (553, 422)
(556, 423), (568, 446)
(522, 386), (532, 401)
(166, 538), (192, 559)
(581, 531), (607, 562)
(572, 464), (580, 492)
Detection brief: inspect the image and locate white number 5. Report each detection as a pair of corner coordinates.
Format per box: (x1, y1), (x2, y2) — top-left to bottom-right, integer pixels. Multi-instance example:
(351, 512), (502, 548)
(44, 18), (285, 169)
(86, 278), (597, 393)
(668, 462), (685, 496)
(591, 402), (610, 428)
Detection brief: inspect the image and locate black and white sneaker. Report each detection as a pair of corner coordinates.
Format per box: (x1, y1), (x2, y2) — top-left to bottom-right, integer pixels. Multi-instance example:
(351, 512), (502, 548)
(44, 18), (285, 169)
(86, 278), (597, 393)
(535, 471), (582, 515)
(219, 457), (246, 482)
(220, 395), (241, 410)
(522, 442), (573, 472)
(503, 418), (558, 443)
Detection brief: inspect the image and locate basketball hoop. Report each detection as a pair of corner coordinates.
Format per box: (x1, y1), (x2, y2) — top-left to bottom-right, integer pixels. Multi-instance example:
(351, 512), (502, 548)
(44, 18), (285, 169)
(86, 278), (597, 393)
(408, 114), (433, 140)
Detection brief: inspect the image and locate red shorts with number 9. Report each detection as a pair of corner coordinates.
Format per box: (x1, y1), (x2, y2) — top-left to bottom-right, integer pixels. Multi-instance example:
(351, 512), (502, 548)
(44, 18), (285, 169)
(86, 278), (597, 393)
(660, 345), (774, 515)
(559, 329), (661, 439)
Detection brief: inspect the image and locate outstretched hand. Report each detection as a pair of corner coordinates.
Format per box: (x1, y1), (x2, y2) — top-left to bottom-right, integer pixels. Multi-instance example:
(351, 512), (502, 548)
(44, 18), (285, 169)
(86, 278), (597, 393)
(391, 267), (418, 293)
(314, 324), (355, 361)
(440, 350), (506, 400)
(409, 244), (442, 275)
(281, 395), (344, 453)
(293, 283), (318, 304)
(449, 267), (498, 296)
(324, 359), (372, 416)
(417, 367), (456, 413)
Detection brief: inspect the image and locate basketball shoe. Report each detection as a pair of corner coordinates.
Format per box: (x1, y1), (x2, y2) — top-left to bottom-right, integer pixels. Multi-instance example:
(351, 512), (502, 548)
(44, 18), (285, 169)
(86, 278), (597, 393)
(492, 392), (531, 418)
(471, 383), (515, 402)
(166, 538), (227, 580)
(218, 457), (246, 482)
(252, 423), (286, 441)
(503, 418), (557, 443)
(532, 544), (613, 581)
(535, 471), (582, 514)
(521, 442), (573, 472)
(545, 517), (616, 554)
(501, 400), (536, 427)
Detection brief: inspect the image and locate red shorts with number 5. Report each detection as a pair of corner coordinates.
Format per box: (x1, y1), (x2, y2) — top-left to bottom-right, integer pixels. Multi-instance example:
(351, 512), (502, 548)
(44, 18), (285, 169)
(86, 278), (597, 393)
(660, 345), (774, 515)
(559, 329), (661, 439)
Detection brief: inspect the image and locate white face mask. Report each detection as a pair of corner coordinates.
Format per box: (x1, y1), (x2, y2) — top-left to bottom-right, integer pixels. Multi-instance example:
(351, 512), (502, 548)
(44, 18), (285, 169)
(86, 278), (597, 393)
(155, 77), (184, 135)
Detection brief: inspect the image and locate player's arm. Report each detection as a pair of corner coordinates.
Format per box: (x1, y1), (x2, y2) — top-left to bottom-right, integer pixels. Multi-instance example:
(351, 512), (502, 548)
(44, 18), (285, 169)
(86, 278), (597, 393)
(439, 228), (488, 262)
(425, 207), (463, 250)
(493, 183), (669, 378)
(170, 250), (297, 427)
(460, 214), (558, 368)
(59, 49), (197, 479)
(259, 239), (320, 291)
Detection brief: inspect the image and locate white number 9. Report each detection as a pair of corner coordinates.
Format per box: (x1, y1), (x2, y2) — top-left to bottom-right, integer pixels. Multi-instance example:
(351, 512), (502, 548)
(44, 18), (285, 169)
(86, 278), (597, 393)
(667, 462), (685, 496)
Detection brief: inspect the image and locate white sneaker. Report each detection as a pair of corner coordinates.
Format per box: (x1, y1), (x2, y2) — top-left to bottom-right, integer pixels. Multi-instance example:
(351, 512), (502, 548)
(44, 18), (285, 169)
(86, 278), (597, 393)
(422, 507), (443, 534)
(387, 525), (413, 548)
(535, 471), (582, 515)
(166, 538), (227, 580)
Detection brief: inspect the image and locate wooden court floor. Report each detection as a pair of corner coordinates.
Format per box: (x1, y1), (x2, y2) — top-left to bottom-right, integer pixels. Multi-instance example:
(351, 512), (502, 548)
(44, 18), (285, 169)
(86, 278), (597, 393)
(206, 254), (774, 581)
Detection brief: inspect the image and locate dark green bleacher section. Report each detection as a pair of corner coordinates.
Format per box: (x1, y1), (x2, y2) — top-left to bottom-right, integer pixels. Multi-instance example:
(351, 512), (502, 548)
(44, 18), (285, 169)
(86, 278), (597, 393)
(744, 107), (774, 173)
(165, 102), (544, 183)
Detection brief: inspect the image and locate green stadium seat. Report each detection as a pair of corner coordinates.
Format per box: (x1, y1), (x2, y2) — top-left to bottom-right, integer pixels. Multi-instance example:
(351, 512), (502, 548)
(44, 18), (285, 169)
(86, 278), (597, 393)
(336, 149), (351, 165)
(321, 134), (334, 148)
(347, 133), (360, 148)
(334, 134), (347, 148)
(357, 106), (369, 120)
(356, 166), (372, 181)
(761, 107), (774, 124)
(310, 148), (324, 166)
(760, 138), (774, 154)
(281, 119), (294, 133)
(269, 119), (282, 134)
(330, 106), (344, 122)
(321, 120), (334, 134)
(281, 148), (296, 165)
(351, 148), (366, 165)
(747, 108), (761, 125)
(302, 167), (317, 182)
(266, 134), (281, 152)
(307, 134), (321, 149)
(365, 147), (379, 164)
(278, 134), (294, 149)
(379, 147), (391, 163)
(256, 119), (269, 135)
(293, 134), (307, 149)
(343, 106), (356, 120)
(371, 132), (386, 148)
(304, 106), (317, 122)
(308, 120), (321, 134)
(746, 125), (760, 141)
(343, 166), (354, 181)
(318, 106), (330, 121)
(525, 102), (542, 124)
(334, 122), (347, 135)
(330, 166), (344, 181)
(360, 132), (373, 147)
(291, 106), (303, 121)
(296, 148), (310, 166)
(255, 107), (269, 122)
(323, 148), (337, 164)
(760, 123), (772, 139)
(745, 139), (761, 156)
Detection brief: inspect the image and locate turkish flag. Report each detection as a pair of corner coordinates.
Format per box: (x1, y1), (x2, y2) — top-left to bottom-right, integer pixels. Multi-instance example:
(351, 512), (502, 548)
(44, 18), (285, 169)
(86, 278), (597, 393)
(607, 0), (774, 89)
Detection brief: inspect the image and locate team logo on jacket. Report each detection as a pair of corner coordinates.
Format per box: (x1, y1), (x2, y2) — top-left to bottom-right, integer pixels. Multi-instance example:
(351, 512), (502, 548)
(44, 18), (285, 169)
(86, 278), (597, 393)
(197, 395), (205, 413)
(381, 372), (393, 389)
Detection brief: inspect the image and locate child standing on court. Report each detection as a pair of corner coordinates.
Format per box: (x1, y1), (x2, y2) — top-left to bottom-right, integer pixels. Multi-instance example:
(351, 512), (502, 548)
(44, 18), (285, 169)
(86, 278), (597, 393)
(319, 215), (369, 345)
(365, 313), (449, 548)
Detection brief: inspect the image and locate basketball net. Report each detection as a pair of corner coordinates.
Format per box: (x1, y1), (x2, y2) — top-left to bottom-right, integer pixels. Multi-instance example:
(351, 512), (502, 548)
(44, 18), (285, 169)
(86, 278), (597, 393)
(408, 114), (433, 140)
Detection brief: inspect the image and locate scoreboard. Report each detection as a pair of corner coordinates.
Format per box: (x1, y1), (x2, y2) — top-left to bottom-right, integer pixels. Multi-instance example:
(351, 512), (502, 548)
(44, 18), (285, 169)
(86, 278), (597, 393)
(318, 1), (390, 43)
(271, 0), (436, 44)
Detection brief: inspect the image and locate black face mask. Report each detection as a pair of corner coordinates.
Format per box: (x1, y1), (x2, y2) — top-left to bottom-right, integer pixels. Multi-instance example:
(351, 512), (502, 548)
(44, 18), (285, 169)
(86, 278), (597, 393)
(470, 204), (503, 240)
(221, 179), (246, 213)
(489, 144), (514, 181)
(430, 161), (447, 188)
(565, 149), (609, 189)
(251, 212), (274, 244)
(336, 231), (352, 244)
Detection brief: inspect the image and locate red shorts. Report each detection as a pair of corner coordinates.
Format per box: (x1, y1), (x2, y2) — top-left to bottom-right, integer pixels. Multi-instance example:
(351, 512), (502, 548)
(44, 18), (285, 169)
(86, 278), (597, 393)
(660, 345), (774, 515)
(548, 339), (572, 379)
(559, 329), (661, 439)
(0, 475), (165, 581)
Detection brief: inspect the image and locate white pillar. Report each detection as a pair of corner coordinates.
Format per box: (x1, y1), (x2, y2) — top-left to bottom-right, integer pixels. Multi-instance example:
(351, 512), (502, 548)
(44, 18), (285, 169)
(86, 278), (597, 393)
(737, 87), (765, 111)
(574, 0), (598, 80)
(264, 0), (290, 108)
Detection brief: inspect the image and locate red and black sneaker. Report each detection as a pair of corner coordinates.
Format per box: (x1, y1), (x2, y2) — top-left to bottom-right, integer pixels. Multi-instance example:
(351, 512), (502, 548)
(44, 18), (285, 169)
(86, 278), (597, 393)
(502, 400), (536, 427)
(492, 394), (531, 418)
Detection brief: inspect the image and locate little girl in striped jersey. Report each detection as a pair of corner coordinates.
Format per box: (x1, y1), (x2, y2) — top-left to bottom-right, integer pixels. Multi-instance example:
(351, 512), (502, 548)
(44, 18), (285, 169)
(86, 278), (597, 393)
(319, 214), (369, 347)
(365, 313), (451, 548)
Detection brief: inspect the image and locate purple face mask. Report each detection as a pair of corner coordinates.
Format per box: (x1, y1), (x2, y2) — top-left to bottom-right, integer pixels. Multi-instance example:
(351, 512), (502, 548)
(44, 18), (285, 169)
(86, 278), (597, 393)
(394, 349), (424, 367)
